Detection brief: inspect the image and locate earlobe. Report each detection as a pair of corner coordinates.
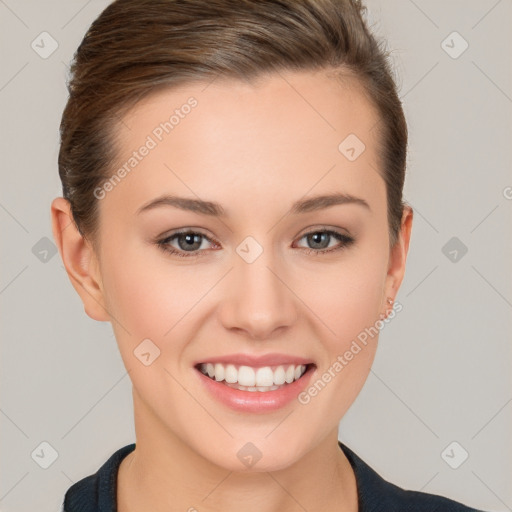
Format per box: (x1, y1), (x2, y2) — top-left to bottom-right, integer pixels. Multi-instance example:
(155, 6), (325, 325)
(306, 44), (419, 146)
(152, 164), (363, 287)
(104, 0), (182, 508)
(50, 197), (110, 322)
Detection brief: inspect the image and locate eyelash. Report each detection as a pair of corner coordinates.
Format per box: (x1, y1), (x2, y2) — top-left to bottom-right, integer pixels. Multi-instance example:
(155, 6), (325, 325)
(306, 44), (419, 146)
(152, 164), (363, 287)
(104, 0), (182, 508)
(155, 227), (355, 258)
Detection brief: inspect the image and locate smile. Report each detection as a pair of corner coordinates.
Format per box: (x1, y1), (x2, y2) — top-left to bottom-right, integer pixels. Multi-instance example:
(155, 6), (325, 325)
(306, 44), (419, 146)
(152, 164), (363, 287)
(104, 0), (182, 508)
(194, 359), (317, 413)
(197, 362), (310, 391)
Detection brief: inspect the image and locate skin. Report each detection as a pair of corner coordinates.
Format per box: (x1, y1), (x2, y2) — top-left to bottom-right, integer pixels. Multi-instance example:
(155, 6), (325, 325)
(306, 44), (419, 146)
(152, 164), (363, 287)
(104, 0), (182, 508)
(51, 69), (413, 512)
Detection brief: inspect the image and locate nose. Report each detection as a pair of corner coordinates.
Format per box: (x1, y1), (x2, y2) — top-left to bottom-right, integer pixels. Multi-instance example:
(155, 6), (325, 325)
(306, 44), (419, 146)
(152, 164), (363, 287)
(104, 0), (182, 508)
(218, 249), (298, 340)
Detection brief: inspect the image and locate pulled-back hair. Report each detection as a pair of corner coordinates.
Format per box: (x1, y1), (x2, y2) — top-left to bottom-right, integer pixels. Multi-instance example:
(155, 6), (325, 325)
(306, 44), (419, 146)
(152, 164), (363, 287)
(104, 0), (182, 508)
(58, 0), (408, 248)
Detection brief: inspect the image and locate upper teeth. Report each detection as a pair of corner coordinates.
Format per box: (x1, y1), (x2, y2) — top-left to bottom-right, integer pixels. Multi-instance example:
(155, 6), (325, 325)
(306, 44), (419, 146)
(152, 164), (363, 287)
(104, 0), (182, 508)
(199, 363), (307, 387)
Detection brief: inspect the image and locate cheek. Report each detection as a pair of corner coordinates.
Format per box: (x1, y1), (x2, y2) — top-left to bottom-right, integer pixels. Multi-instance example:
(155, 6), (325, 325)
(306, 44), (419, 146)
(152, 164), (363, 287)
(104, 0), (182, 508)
(100, 241), (223, 384)
(99, 240), (192, 360)
(101, 236), (188, 327)
(104, 266), (171, 336)
(296, 253), (386, 350)
(100, 246), (197, 414)
(294, 262), (385, 427)
(293, 251), (387, 415)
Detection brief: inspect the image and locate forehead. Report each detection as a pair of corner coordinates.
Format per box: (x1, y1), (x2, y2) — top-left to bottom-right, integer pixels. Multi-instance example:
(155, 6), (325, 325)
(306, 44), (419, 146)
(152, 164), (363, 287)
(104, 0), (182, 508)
(102, 69), (384, 223)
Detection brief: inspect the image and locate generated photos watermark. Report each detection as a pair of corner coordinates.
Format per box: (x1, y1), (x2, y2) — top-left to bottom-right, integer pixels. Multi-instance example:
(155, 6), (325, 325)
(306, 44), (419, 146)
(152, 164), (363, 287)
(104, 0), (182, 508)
(93, 96), (198, 200)
(297, 300), (403, 405)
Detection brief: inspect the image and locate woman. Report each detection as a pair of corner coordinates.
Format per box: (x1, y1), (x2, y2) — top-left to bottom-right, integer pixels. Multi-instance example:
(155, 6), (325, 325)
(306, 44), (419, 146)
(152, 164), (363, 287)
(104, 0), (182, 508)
(51, 0), (486, 510)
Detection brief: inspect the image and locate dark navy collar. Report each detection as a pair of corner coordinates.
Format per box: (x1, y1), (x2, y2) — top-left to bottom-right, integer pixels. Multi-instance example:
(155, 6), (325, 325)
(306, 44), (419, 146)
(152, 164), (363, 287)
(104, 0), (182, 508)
(63, 441), (483, 511)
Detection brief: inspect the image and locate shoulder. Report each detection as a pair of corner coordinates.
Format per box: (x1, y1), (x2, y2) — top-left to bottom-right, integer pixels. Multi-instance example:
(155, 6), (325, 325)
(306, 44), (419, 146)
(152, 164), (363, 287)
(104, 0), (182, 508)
(62, 443), (136, 512)
(338, 441), (486, 512)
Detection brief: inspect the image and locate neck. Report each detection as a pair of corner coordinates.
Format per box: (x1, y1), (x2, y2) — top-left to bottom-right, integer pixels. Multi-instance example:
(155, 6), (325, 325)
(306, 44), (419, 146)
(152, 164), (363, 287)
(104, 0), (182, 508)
(117, 390), (358, 512)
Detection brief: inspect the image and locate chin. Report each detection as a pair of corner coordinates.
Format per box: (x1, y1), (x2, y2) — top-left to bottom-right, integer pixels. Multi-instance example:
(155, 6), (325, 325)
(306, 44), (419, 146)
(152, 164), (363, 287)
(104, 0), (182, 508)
(199, 435), (306, 473)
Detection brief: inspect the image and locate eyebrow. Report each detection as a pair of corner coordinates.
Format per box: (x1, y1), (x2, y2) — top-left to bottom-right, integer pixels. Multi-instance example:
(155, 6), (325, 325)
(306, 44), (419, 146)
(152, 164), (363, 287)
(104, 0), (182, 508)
(136, 192), (371, 217)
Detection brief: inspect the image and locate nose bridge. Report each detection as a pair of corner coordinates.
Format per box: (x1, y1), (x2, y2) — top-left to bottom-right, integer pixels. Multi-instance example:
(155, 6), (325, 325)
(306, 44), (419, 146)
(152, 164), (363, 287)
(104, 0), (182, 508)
(219, 238), (298, 338)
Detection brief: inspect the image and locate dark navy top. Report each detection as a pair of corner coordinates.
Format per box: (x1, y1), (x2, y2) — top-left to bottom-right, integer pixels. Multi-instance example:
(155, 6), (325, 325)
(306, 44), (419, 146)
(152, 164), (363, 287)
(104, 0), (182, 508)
(62, 441), (486, 511)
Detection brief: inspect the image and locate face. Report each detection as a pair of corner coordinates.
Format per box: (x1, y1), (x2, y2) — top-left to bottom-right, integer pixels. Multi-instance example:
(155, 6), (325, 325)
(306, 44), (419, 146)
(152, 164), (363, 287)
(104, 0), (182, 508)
(62, 70), (409, 472)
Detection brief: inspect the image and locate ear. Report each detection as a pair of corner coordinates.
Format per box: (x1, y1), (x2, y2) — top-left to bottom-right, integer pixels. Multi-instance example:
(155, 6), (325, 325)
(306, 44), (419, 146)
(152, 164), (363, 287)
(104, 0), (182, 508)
(51, 197), (110, 322)
(382, 205), (413, 313)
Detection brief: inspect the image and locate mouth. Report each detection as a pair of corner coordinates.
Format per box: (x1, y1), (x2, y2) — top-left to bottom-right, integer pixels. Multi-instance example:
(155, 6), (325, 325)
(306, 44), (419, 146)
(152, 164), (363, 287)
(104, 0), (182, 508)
(194, 362), (316, 392)
(194, 361), (316, 412)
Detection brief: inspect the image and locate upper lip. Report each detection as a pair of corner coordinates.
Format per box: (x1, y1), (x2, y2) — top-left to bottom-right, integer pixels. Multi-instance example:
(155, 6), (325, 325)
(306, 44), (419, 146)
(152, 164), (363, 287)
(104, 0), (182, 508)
(194, 353), (314, 368)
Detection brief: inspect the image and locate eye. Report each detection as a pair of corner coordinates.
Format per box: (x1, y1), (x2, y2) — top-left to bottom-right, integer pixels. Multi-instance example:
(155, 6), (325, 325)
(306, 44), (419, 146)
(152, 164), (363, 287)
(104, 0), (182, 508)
(294, 229), (355, 255)
(156, 230), (217, 258)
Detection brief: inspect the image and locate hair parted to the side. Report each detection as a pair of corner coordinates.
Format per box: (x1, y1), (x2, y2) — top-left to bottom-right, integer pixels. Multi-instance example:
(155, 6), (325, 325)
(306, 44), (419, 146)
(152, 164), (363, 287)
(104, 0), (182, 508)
(58, 0), (409, 250)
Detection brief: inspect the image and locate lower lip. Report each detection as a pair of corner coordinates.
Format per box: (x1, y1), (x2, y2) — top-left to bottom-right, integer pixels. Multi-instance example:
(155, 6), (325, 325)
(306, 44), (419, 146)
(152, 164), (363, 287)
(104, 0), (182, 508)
(195, 365), (316, 413)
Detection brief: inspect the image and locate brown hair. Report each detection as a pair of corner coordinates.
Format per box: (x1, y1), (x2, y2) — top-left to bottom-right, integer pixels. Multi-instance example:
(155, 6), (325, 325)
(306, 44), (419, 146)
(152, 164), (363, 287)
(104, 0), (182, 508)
(58, 0), (408, 249)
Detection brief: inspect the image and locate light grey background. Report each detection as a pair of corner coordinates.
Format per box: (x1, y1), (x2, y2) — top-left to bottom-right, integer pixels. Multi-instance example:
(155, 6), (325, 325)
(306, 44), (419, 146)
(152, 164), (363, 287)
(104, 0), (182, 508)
(1, 1), (511, 511)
